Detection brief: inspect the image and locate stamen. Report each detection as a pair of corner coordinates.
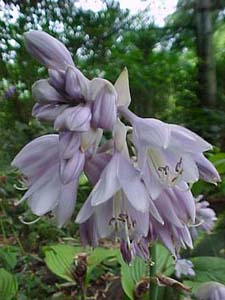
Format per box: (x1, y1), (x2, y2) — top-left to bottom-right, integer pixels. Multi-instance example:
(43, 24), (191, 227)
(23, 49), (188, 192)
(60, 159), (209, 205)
(175, 157), (183, 173)
(19, 215), (41, 225)
(189, 220), (204, 227)
(158, 165), (169, 175)
(14, 197), (26, 206)
(13, 183), (27, 191)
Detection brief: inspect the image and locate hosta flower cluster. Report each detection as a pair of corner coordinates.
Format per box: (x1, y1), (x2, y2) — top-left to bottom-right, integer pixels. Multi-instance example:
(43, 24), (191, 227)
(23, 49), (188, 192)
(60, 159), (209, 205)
(12, 31), (220, 263)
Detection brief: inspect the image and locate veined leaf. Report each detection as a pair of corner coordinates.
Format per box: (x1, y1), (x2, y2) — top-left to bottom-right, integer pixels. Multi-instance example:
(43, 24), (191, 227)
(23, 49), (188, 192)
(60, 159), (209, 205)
(0, 268), (18, 300)
(43, 244), (83, 282)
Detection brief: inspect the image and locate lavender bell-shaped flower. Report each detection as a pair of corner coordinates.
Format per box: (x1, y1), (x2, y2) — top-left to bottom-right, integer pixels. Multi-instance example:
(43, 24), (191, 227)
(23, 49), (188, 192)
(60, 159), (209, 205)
(115, 70), (220, 198)
(11, 135), (78, 227)
(120, 107), (220, 199)
(190, 195), (217, 240)
(148, 185), (195, 256)
(76, 119), (162, 262)
(175, 258), (195, 278)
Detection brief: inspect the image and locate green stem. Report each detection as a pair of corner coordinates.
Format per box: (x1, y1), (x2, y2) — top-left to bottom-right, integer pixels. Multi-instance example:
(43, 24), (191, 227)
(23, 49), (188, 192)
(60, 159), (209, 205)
(150, 244), (158, 300)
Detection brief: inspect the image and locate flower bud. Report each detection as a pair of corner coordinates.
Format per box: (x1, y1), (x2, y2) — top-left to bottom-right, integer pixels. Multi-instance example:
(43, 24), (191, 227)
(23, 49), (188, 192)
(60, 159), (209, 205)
(54, 104), (91, 132)
(90, 78), (117, 130)
(32, 79), (65, 104)
(32, 103), (68, 122)
(48, 69), (65, 91)
(114, 67), (131, 108)
(65, 66), (89, 100)
(60, 150), (85, 184)
(120, 240), (133, 264)
(24, 30), (74, 70)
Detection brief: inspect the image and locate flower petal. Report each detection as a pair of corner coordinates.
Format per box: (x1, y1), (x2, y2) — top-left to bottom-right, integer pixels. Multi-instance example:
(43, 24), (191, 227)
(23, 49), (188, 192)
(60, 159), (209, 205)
(90, 78), (117, 130)
(60, 150), (85, 184)
(134, 118), (171, 149)
(118, 155), (149, 213)
(65, 66), (89, 100)
(194, 153), (220, 184)
(32, 79), (65, 104)
(32, 103), (68, 122)
(54, 105), (91, 131)
(28, 175), (60, 216)
(170, 124), (212, 153)
(114, 67), (131, 108)
(54, 180), (78, 227)
(90, 154), (120, 206)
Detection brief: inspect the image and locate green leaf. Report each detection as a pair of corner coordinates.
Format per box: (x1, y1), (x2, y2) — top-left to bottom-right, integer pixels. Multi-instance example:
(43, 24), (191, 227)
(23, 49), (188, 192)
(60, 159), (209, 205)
(191, 256), (225, 283)
(119, 254), (147, 300)
(0, 268), (18, 300)
(0, 246), (18, 270)
(209, 153), (225, 174)
(87, 247), (119, 276)
(156, 244), (174, 276)
(185, 256), (225, 293)
(43, 244), (83, 282)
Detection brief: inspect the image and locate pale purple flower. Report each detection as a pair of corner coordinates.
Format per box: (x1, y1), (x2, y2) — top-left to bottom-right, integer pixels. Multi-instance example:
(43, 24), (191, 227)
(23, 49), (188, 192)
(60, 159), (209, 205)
(195, 282), (225, 300)
(148, 184), (195, 256)
(175, 258), (195, 278)
(11, 134), (79, 227)
(120, 107), (220, 199)
(77, 188), (150, 263)
(26, 31), (117, 131)
(190, 196), (217, 240)
(76, 147), (163, 262)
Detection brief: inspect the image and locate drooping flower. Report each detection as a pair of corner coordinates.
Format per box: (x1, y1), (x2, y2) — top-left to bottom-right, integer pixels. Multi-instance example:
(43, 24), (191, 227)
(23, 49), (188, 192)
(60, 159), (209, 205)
(11, 134), (79, 227)
(148, 184), (195, 256)
(190, 195), (217, 240)
(76, 120), (163, 262)
(175, 258), (195, 278)
(119, 107), (220, 199)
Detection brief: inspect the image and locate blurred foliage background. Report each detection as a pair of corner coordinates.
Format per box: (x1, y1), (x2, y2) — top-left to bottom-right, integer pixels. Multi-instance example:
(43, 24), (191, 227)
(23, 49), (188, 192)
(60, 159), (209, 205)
(0, 0), (225, 299)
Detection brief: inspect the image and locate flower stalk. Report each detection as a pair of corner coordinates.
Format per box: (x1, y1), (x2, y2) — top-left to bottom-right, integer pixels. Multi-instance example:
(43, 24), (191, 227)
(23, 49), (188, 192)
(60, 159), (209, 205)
(150, 244), (158, 300)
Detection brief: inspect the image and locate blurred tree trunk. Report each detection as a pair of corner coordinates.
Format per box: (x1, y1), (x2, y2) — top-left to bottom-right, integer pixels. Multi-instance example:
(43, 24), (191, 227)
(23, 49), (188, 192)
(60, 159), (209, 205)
(196, 0), (217, 107)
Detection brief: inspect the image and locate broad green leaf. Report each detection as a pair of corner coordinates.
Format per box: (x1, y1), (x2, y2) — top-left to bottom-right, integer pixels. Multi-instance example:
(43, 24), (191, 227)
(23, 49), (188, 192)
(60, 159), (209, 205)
(0, 268), (18, 300)
(156, 244), (174, 276)
(0, 246), (18, 270)
(209, 153), (225, 174)
(43, 244), (83, 282)
(185, 256), (225, 293)
(118, 254), (147, 300)
(191, 256), (225, 283)
(87, 247), (119, 276)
